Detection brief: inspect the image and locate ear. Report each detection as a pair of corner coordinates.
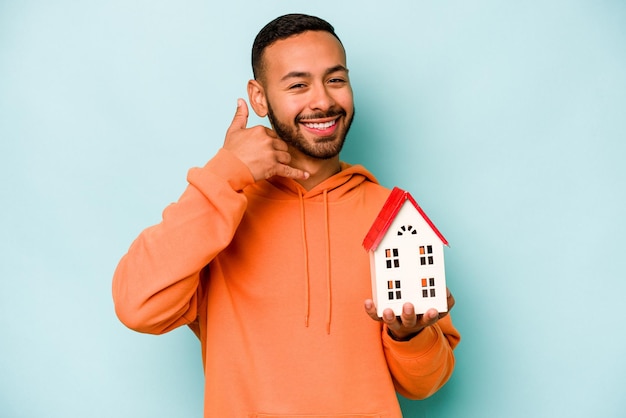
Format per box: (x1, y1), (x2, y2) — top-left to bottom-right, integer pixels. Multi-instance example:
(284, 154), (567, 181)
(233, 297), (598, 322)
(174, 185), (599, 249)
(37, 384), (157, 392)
(247, 79), (268, 117)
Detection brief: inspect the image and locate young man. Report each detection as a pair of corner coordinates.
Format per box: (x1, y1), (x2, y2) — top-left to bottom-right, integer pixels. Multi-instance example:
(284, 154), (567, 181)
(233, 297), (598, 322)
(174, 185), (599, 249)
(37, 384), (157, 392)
(113, 14), (460, 417)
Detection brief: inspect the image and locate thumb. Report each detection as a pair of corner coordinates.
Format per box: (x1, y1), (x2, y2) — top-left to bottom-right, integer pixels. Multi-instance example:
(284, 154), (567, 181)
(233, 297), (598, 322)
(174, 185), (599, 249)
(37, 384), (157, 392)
(228, 98), (249, 131)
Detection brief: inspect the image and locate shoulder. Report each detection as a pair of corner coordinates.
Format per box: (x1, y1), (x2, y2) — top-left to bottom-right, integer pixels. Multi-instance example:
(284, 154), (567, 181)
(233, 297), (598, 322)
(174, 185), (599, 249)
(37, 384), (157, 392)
(360, 178), (393, 204)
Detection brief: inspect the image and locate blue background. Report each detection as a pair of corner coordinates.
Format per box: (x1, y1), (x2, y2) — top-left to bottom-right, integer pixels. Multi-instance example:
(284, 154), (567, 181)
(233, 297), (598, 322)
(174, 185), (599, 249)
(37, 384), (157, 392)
(1, 1), (625, 417)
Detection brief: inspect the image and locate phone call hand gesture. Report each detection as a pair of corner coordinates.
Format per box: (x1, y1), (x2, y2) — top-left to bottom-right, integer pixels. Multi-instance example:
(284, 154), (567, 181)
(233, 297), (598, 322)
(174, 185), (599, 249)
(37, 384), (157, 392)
(223, 99), (309, 182)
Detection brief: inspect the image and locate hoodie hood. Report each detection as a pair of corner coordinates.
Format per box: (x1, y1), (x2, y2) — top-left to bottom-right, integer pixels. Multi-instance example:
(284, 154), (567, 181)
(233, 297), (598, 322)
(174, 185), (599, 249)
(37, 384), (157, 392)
(247, 162), (379, 200)
(245, 162), (379, 333)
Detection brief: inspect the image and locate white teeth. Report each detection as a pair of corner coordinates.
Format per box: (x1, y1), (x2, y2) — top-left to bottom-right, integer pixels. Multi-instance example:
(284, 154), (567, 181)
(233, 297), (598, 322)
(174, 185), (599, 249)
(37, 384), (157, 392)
(304, 120), (336, 130)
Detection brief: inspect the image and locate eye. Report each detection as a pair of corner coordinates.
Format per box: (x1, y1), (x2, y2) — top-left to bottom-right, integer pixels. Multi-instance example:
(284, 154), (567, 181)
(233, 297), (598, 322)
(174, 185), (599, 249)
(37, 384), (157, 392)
(289, 83), (307, 90)
(328, 77), (347, 85)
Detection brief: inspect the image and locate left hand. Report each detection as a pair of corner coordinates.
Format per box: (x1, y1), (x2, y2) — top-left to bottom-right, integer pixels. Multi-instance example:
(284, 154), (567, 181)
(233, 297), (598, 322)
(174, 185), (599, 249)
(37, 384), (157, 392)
(364, 288), (455, 341)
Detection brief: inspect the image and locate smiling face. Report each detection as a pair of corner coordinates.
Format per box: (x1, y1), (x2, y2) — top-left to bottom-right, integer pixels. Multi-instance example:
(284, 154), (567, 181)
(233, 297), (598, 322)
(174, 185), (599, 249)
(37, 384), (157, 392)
(248, 30), (354, 160)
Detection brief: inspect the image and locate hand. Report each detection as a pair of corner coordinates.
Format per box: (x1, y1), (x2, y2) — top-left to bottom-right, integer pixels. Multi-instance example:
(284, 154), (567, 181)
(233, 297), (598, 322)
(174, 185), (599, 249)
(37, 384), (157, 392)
(364, 288), (455, 341)
(223, 99), (309, 182)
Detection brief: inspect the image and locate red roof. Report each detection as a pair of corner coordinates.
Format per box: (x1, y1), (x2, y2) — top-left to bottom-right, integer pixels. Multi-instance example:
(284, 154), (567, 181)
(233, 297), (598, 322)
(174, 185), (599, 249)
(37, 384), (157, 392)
(362, 187), (449, 251)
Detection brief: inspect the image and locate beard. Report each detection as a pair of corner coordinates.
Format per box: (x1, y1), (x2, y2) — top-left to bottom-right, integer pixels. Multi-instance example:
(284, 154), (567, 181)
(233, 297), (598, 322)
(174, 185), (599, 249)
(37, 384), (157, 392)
(267, 103), (354, 160)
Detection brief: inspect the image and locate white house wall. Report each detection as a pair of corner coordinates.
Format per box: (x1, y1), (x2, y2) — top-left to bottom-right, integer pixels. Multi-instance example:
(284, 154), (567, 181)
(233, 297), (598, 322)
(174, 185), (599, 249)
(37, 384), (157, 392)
(370, 202), (448, 316)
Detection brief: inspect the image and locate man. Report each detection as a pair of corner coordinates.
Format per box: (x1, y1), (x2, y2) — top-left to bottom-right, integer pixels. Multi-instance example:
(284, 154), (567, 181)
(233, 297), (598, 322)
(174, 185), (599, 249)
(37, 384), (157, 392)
(113, 13), (460, 417)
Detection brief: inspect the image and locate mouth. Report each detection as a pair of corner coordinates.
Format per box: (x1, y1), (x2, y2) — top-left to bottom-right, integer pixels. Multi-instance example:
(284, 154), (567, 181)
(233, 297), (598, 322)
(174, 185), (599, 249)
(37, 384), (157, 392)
(300, 117), (339, 136)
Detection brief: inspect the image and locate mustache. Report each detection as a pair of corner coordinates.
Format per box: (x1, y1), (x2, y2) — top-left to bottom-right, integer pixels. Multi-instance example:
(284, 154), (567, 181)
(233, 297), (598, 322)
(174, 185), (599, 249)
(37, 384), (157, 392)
(296, 107), (346, 122)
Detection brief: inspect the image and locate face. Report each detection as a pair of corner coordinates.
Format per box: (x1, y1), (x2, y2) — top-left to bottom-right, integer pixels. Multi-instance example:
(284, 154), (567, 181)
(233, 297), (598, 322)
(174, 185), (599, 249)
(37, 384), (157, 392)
(250, 30), (354, 160)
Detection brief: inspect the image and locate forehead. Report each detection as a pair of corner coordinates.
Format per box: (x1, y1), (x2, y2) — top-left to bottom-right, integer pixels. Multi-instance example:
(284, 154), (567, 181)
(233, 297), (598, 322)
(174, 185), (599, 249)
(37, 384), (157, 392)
(261, 31), (347, 80)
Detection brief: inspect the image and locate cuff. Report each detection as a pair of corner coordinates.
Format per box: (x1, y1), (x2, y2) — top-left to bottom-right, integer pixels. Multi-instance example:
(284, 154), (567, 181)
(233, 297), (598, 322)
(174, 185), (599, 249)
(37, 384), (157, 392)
(383, 324), (441, 355)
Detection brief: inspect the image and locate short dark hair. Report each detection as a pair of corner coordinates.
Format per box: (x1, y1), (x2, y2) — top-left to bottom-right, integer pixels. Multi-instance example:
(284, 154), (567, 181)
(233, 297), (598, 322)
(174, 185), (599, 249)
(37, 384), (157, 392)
(251, 14), (342, 80)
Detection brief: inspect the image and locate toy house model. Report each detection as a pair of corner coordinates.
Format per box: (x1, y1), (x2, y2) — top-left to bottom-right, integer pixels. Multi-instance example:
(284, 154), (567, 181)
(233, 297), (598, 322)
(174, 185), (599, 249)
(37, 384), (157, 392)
(363, 187), (449, 317)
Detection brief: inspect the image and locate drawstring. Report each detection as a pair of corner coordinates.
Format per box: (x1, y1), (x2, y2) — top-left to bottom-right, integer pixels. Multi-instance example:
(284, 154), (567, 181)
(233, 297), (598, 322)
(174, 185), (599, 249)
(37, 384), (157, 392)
(299, 190), (311, 327)
(323, 189), (332, 334)
(299, 187), (333, 334)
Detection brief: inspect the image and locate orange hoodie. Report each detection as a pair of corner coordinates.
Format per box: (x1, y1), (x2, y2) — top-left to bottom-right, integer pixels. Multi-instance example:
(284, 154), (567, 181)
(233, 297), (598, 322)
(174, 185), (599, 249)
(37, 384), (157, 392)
(113, 148), (460, 417)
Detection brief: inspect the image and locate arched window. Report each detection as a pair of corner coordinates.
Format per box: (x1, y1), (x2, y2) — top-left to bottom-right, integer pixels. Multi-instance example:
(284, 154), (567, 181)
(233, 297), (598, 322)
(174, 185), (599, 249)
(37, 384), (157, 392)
(397, 225), (417, 236)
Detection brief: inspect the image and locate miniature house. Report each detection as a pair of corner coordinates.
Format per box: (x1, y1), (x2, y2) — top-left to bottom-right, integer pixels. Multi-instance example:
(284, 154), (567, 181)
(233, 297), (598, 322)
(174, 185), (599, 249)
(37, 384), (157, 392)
(363, 187), (449, 317)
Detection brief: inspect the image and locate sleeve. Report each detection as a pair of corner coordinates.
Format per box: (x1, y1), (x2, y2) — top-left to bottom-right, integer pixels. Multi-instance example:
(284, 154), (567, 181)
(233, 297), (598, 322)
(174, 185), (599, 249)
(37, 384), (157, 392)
(112, 148), (255, 335)
(382, 315), (461, 400)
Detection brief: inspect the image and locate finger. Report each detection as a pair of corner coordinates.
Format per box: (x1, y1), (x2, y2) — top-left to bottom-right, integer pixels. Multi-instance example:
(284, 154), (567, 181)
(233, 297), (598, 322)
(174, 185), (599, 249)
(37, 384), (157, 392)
(275, 164), (310, 180)
(382, 308), (400, 331)
(419, 308), (440, 328)
(227, 98), (249, 132)
(264, 126), (278, 138)
(400, 303), (417, 328)
(447, 288), (456, 311)
(274, 150), (292, 165)
(364, 299), (382, 322)
(272, 138), (289, 152)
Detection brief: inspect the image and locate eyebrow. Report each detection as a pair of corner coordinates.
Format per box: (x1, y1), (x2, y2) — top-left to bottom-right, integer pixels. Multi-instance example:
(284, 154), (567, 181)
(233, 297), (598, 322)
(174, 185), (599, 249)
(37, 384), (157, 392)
(280, 65), (349, 82)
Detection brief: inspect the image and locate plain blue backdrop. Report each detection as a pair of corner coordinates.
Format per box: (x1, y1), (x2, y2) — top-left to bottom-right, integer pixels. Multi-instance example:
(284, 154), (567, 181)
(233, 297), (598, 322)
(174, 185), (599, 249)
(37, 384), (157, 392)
(1, 1), (625, 417)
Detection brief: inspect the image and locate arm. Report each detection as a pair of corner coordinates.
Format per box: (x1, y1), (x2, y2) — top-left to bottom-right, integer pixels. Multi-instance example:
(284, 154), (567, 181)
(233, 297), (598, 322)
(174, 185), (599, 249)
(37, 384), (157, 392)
(381, 314), (460, 400)
(112, 99), (308, 335)
(365, 289), (461, 399)
(112, 148), (254, 334)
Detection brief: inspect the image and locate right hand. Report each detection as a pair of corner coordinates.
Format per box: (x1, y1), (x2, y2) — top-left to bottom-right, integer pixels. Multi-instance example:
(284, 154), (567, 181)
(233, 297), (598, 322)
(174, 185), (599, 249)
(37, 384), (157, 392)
(223, 99), (309, 182)
(364, 288), (455, 341)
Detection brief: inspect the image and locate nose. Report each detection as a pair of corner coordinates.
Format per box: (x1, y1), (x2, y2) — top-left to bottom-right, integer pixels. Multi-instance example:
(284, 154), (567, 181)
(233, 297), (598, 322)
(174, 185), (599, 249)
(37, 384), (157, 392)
(308, 83), (335, 111)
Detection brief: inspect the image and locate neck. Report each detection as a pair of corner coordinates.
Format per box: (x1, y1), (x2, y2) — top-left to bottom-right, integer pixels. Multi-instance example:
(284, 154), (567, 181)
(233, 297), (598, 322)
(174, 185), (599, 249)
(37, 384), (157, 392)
(289, 152), (341, 191)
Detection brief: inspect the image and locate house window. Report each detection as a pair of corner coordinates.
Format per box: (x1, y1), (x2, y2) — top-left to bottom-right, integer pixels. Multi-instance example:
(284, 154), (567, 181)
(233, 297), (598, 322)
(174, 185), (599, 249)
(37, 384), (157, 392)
(421, 277), (436, 298)
(385, 248), (400, 269)
(397, 225), (417, 236)
(387, 280), (402, 300)
(419, 245), (434, 265)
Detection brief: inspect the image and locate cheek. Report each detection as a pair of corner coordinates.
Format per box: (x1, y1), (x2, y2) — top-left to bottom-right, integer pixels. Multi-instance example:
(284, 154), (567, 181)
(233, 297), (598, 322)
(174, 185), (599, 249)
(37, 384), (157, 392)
(335, 89), (354, 113)
(271, 98), (305, 122)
